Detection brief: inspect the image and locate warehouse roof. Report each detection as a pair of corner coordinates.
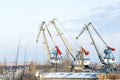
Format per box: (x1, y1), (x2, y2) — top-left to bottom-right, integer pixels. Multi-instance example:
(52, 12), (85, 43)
(39, 72), (98, 79)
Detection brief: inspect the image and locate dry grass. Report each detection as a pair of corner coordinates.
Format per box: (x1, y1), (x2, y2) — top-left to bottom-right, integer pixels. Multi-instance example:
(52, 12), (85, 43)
(100, 73), (120, 79)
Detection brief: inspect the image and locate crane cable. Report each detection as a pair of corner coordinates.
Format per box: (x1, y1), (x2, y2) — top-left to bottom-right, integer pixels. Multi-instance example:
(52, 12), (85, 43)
(56, 19), (80, 49)
(90, 23), (107, 46)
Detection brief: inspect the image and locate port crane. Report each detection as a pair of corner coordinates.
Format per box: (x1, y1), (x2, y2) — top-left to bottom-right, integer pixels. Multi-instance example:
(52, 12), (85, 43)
(36, 21), (63, 65)
(44, 19), (90, 71)
(76, 22), (116, 73)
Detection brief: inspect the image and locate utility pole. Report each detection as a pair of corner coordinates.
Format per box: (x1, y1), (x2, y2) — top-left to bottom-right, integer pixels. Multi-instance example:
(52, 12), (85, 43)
(119, 50), (120, 62)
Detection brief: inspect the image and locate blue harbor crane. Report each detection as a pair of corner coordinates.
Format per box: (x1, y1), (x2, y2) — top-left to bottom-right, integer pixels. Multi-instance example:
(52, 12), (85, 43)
(76, 22), (116, 73)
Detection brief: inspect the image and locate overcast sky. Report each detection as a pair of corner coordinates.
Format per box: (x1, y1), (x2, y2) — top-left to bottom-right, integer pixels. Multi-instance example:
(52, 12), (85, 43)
(0, 0), (120, 63)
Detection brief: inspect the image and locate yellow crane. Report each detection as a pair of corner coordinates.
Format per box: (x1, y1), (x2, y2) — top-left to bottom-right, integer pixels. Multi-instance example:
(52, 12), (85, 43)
(36, 21), (63, 65)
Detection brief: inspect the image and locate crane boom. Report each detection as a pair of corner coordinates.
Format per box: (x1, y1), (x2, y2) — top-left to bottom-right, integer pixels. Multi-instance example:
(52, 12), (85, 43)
(36, 21), (45, 42)
(42, 29), (50, 59)
(76, 24), (87, 39)
(50, 19), (76, 60)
